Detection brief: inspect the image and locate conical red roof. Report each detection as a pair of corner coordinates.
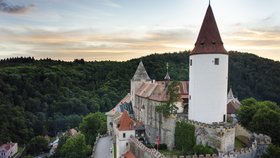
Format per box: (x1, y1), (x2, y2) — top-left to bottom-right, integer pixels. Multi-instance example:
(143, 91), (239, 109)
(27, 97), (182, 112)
(191, 5), (227, 55)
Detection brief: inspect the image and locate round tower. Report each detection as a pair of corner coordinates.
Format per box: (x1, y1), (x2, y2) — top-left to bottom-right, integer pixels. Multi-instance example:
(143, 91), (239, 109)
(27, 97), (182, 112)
(188, 5), (228, 123)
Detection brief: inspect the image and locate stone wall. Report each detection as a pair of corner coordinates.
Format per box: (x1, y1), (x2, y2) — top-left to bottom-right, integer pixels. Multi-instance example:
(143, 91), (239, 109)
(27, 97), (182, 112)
(235, 124), (251, 145)
(129, 137), (166, 158)
(176, 117), (236, 153)
(129, 135), (268, 158)
(137, 96), (176, 150)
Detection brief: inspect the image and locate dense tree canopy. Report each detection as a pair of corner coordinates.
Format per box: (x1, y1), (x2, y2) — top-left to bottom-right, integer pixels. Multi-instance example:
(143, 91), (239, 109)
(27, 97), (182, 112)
(262, 144), (280, 158)
(27, 136), (49, 156)
(79, 112), (107, 145)
(0, 51), (280, 144)
(237, 98), (280, 145)
(60, 134), (91, 158)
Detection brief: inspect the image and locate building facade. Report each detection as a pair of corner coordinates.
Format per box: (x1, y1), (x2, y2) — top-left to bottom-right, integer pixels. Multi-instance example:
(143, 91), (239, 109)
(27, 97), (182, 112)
(0, 143), (18, 158)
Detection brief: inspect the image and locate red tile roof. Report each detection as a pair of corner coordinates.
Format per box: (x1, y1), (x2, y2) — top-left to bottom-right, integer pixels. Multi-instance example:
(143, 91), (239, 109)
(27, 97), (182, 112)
(124, 151), (136, 158)
(118, 111), (134, 131)
(191, 5), (227, 55)
(136, 81), (188, 102)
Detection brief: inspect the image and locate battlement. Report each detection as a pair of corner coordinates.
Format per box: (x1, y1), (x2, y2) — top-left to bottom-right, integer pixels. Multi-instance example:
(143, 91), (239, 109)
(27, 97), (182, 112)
(184, 154), (218, 158)
(253, 133), (271, 145)
(129, 136), (166, 158)
(176, 116), (236, 130)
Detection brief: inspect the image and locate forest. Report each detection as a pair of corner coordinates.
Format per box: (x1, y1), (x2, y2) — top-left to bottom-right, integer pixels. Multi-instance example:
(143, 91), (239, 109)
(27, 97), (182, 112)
(0, 51), (280, 145)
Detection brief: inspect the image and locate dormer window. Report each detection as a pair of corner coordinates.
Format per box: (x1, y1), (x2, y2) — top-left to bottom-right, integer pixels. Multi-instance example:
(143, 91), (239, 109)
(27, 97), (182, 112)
(212, 40), (216, 45)
(200, 42), (205, 47)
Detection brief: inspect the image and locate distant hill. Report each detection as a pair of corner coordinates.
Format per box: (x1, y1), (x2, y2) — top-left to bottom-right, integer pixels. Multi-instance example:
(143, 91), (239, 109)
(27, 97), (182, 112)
(0, 51), (280, 144)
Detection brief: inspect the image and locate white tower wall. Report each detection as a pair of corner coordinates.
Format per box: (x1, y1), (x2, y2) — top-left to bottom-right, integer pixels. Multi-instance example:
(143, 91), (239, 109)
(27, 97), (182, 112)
(189, 54), (228, 123)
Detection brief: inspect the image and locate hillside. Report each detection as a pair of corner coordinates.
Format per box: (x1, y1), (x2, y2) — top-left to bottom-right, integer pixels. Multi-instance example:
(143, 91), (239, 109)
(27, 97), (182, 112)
(0, 51), (280, 144)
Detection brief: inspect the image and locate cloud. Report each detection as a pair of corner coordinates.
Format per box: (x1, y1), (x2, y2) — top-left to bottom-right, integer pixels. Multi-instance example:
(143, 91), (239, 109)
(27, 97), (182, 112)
(0, 0), (34, 14)
(223, 27), (280, 61)
(0, 26), (194, 61)
(99, 0), (121, 8)
(0, 25), (279, 61)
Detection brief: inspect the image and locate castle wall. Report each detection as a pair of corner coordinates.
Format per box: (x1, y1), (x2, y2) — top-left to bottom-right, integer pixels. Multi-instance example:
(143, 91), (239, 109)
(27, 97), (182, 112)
(176, 117), (236, 153)
(135, 96), (176, 149)
(129, 137), (165, 158)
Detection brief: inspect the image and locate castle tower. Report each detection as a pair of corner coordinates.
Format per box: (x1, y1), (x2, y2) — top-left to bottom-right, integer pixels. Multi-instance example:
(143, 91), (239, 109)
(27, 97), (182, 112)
(130, 61), (151, 119)
(188, 4), (228, 123)
(116, 111), (135, 158)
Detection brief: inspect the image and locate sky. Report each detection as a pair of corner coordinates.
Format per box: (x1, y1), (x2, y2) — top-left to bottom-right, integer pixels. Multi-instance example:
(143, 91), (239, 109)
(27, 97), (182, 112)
(0, 0), (279, 61)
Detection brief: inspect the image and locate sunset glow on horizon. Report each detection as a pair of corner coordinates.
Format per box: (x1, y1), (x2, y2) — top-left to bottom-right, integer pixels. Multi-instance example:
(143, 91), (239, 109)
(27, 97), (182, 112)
(0, 0), (279, 61)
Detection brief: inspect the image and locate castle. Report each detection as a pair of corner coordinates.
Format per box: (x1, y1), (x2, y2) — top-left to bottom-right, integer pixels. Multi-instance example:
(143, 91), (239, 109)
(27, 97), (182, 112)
(106, 4), (271, 158)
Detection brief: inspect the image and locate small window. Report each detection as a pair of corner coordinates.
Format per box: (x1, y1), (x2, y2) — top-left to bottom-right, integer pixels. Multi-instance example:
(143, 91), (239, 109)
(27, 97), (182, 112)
(126, 142), (128, 146)
(190, 59), (192, 66)
(214, 58), (219, 65)
(200, 42), (205, 47)
(123, 133), (126, 138)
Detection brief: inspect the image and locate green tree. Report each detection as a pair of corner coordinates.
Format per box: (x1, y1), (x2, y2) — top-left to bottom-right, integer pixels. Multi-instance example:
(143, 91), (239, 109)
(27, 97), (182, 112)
(79, 112), (106, 145)
(60, 134), (91, 158)
(175, 121), (195, 153)
(262, 144), (280, 158)
(156, 81), (180, 117)
(27, 136), (48, 156)
(193, 145), (215, 155)
(51, 135), (69, 158)
(237, 98), (280, 145)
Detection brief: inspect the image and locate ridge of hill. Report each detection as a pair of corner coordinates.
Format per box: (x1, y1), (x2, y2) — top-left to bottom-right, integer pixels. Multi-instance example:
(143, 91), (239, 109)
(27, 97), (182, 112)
(0, 50), (280, 144)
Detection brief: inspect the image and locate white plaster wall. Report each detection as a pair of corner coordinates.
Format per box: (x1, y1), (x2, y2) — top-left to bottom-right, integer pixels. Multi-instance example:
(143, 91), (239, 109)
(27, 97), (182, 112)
(116, 129), (135, 158)
(189, 54), (228, 123)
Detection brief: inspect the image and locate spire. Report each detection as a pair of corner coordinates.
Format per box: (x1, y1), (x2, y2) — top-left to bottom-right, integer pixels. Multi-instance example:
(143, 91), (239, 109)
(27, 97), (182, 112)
(132, 61), (151, 81)
(191, 5), (227, 55)
(227, 88), (234, 99)
(164, 63), (171, 80)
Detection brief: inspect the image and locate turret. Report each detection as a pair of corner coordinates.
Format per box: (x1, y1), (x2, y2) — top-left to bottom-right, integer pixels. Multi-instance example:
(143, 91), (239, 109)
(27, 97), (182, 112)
(188, 4), (228, 123)
(130, 61), (151, 117)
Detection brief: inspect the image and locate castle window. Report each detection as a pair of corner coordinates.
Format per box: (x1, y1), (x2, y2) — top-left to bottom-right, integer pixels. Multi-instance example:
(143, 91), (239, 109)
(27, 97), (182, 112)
(123, 133), (126, 138)
(214, 58), (219, 65)
(190, 59), (192, 66)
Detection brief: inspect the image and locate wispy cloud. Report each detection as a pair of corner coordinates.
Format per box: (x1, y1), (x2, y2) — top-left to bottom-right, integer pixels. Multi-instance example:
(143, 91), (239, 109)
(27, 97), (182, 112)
(0, 0), (34, 14)
(0, 26), (193, 61)
(0, 24), (280, 61)
(99, 0), (121, 8)
(224, 26), (280, 60)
